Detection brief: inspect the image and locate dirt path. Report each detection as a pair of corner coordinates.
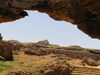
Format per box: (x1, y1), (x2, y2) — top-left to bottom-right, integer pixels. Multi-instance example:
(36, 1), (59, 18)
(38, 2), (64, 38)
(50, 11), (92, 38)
(71, 67), (100, 75)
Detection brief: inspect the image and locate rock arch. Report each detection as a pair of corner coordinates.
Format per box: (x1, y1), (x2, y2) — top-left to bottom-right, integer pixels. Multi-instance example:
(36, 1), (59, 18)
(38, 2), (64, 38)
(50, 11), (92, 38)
(0, 0), (100, 39)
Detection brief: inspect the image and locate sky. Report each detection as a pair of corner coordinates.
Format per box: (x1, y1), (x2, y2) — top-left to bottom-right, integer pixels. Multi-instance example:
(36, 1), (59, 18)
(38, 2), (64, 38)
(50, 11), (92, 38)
(0, 10), (100, 49)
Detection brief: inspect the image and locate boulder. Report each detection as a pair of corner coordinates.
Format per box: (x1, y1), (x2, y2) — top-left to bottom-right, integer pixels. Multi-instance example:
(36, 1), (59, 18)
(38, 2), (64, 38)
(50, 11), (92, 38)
(24, 48), (49, 56)
(0, 33), (2, 43)
(36, 40), (49, 45)
(44, 70), (54, 75)
(1, 1), (100, 39)
(6, 71), (28, 75)
(44, 62), (74, 75)
(0, 43), (13, 61)
(82, 57), (98, 66)
(0, 56), (6, 61)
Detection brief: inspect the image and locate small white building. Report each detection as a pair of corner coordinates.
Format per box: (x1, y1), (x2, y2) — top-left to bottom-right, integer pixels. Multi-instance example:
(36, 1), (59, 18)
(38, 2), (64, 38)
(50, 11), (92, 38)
(37, 39), (49, 45)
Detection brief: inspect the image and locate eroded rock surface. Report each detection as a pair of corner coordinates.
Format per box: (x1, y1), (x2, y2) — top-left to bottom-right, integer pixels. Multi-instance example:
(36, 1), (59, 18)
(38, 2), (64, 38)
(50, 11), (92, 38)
(0, 33), (2, 43)
(0, 43), (13, 61)
(36, 39), (49, 45)
(0, 0), (100, 39)
(0, 34), (13, 61)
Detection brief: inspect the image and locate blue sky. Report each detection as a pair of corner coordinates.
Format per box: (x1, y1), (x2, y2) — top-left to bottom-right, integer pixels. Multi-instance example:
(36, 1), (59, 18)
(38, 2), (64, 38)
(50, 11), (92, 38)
(0, 11), (100, 49)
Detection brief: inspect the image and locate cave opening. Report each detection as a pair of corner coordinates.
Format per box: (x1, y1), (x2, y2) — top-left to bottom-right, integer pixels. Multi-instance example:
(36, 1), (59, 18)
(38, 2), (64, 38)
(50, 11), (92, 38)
(0, 10), (100, 49)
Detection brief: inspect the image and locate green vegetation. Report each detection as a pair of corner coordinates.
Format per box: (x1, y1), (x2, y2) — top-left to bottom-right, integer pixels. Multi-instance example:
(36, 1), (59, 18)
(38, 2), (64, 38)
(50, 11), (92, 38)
(42, 56), (44, 58)
(18, 62), (24, 64)
(53, 59), (60, 62)
(13, 55), (19, 59)
(0, 61), (14, 73)
(39, 69), (44, 73)
(49, 66), (54, 70)
(60, 61), (67, 65)
(43, 65), (46, 68)
(79, 63), (85, 66)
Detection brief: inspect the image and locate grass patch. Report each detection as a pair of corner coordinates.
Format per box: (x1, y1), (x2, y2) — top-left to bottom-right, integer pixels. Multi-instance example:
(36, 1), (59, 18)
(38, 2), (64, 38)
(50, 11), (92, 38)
(23, 67), (31, 72)
(0, 61), (14, 73)
(13, 55), (19, 59)
(39, 69), (44, 73)
(53, 59), (60, 62)
(49, 66), (54, 70)
(41, 56), (44, 58)
(43, 65), (46, 68)
(18, 62), (25, 67)
(79, 63), (85, 66)
(18, 62), (24, 64)
(60, 61), (66, 65)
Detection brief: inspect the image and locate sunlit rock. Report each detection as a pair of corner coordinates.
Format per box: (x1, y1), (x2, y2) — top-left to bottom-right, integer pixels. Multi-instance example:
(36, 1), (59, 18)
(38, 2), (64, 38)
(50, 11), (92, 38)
(0, 0), (100, 39)
(36, 39), (49, 45)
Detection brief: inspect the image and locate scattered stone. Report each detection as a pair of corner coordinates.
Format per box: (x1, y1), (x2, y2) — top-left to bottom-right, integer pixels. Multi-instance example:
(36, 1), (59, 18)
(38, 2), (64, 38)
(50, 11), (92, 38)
(51, 55), (57, 58)
(44, 62), (74, 75)
(82, 57), (98, 66)
(24, 49), (49, 56)
(97, 60), (100, 65)
(0, 56), (6, 61)
(44, 70), (54, 75)
(6, 71), (27, 75)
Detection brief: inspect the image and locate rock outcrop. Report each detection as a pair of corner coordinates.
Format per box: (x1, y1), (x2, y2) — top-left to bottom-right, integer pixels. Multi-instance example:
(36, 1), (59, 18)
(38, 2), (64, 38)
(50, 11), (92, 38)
(0, 33), (2, 43)
(0, 36), (13, 61)
(44, 62), (74, 75)
(37, 40), (49, 45)
(82, 57), (98, 66)
(6, 71), (31, 75)
(0, 0), (100, 39)
(0, 43), (13, 61)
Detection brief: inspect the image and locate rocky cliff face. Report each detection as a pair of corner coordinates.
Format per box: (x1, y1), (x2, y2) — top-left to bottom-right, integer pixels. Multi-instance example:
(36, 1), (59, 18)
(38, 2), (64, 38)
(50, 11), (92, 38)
(0, 33), (2, 43)
(0, 0), (100, 39)
(0, 34), (13, 61)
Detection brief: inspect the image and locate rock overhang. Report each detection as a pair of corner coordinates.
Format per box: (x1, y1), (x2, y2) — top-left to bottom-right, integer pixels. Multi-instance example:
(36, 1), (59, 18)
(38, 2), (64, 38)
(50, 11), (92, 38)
(0, 0), (100, 39)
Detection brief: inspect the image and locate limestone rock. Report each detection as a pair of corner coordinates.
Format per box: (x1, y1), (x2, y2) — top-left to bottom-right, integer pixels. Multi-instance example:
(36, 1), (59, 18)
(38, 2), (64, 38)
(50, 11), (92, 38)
(44, 70), (54, 75)
(37, 40), (49, 45)
(0, 0), (100, 39)
(89, 50), (100, 55)
(0, 56), (6, 61)
(82, 57), (98, 66)
(24, 48), (49, 56)
(6, 71), (28, 75)
(0, 34), (13, 61)
(0, 43), (13, 61)
(44, 62), (74, 75)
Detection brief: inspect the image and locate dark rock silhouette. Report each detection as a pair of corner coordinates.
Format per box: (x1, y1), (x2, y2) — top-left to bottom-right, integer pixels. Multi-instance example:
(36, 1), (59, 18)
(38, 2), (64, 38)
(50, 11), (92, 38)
(0, 33), (2, 43)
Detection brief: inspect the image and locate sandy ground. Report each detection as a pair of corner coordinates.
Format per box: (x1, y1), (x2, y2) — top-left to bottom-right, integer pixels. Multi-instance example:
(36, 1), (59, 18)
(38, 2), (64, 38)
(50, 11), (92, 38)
(1, 51), (100, 75)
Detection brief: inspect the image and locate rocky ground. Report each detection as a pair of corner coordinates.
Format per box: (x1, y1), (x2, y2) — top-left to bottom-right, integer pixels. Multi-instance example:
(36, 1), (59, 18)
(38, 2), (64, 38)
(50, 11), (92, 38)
(0, 40), (100, 75)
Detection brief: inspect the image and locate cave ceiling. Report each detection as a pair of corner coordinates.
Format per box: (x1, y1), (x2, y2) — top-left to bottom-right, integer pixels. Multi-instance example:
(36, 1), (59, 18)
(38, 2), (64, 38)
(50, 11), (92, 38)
(0, 0), (100, 39)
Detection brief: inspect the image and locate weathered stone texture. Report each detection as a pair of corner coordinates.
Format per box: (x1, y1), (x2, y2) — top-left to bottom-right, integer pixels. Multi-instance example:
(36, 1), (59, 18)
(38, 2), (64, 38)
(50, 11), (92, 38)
(0, 43), (13, 61)
(0, 0), (100, 39)
(0, 33), (2, 43)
